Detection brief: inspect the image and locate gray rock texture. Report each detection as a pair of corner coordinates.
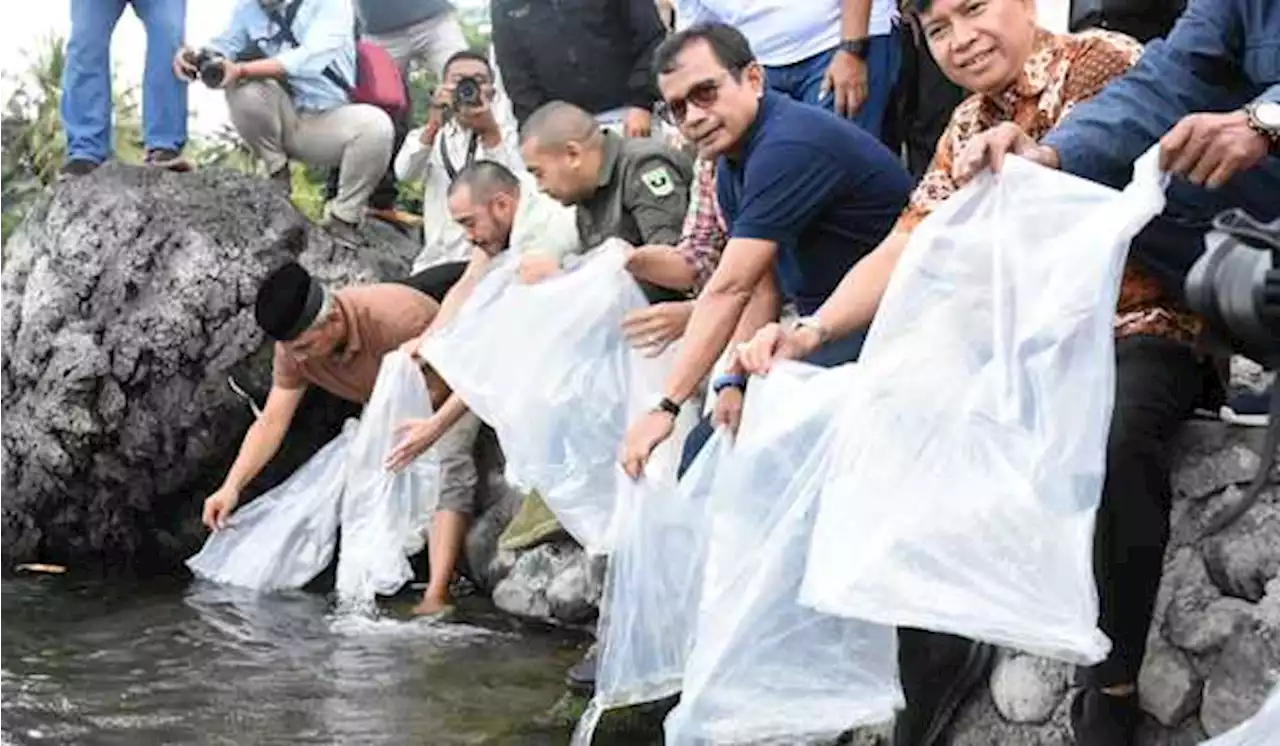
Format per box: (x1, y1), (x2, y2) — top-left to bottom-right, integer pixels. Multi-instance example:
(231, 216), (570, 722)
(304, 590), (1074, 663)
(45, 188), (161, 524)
(1, 164), (418, 571)
(489, 540), (603, 627)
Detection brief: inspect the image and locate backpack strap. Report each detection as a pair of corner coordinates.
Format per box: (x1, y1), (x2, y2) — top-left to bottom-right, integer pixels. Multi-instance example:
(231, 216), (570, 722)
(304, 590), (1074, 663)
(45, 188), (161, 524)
(266, 0), (354, 95)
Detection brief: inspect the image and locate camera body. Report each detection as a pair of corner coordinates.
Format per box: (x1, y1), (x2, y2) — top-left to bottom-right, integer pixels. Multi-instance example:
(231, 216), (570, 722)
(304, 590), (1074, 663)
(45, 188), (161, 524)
(452, 76), (484, 109)
(187, 47), (229, 88)
(1185, 209), (1280, 367)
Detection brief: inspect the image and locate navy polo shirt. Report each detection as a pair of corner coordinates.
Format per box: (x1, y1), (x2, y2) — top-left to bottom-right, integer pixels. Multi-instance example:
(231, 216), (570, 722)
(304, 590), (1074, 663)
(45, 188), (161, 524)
(717, 91), (913, 314)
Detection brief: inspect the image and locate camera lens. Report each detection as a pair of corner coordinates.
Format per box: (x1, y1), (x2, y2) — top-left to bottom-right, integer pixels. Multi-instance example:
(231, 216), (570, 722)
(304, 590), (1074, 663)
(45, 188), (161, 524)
(453, 78), (481, 107)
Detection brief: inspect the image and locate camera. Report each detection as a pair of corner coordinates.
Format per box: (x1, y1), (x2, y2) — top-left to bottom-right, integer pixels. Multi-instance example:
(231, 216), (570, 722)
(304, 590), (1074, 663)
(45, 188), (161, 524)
(452, 76), (484, 109)
(1185, 208), (1280, 367)
(187, 47), (229, 88)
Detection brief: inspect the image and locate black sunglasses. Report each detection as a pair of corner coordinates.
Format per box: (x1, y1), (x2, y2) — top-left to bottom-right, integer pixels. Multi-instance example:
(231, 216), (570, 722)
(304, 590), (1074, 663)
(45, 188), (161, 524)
(659, 70), (737, 125)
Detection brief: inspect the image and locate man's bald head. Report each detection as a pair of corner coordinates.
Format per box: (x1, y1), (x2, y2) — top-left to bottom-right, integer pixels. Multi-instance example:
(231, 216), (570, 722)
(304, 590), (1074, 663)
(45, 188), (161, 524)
(519, 101), (603, 151)
(519, 101), (607, 205)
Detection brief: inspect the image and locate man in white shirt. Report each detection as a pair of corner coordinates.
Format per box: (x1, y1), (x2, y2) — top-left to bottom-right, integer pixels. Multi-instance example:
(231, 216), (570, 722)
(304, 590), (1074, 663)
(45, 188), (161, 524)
(387, 160), (579, 615)
(674, 0), (901, 143)
(395, 50), (524, 281)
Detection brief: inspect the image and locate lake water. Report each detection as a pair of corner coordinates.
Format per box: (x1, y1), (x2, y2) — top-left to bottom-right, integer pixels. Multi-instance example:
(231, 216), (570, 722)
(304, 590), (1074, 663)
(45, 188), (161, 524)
(1, 576), (639, 745)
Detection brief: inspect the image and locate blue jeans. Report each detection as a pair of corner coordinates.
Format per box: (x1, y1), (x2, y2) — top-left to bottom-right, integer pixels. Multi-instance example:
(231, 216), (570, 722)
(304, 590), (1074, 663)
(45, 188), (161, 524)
(62, 0), (188, 164)
(678, 328), (868, 476)
(763, 30), (902, 144)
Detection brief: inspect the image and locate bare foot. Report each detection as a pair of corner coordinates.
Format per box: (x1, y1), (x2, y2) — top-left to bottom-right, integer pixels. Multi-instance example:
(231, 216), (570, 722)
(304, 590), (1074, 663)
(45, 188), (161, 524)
(411, 593), (455, 618)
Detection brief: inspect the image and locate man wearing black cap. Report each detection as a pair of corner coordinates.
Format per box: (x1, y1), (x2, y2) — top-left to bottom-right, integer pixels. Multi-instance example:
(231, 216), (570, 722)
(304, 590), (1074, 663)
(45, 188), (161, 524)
(202, 262), (478, 615)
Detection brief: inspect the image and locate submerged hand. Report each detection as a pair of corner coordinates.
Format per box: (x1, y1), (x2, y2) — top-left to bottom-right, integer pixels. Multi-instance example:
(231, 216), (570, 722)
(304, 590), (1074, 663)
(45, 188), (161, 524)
(620, 410), (676, 480)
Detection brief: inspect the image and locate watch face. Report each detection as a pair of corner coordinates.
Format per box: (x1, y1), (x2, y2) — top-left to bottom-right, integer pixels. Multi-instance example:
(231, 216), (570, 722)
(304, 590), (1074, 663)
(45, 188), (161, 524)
(1256, 101), (1280, 129)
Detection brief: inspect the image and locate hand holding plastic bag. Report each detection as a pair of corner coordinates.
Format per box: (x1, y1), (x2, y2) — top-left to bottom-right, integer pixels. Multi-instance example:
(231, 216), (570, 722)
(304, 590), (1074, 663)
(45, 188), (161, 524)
(666, 362), (902, 745)
(800, 148), (1170, 662)
(335, 350), (440, 606)
(423, 240), (671, 554)
(186, 429), (349, 591)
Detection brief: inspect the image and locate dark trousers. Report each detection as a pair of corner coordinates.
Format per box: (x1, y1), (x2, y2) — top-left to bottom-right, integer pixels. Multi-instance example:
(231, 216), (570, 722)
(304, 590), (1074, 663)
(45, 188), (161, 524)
(1085, 334), (1206, 686)
(399, 261), (468, 302)
(677, 328), (869, 476)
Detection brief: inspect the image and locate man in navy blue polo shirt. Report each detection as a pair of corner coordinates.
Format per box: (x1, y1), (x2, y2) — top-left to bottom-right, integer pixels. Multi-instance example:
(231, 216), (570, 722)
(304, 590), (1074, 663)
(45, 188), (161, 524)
(618, 21), (913, 478)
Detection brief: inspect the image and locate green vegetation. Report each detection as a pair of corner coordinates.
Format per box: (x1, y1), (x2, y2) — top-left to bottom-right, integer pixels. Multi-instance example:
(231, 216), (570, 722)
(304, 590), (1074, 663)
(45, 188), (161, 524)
(2, 25), (489, 245)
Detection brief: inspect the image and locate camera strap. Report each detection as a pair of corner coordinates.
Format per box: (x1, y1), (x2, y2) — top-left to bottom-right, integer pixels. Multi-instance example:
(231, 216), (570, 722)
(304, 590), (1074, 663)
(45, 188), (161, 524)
(440, 130), (480, 181)
(266, 0), (355, 96)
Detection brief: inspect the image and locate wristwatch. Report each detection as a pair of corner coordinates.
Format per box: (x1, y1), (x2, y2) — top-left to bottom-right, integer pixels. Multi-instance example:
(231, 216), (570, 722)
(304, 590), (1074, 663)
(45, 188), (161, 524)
(792, 315), (830, 346)
(1245, 101), (1280, 153)
(648, 396), (681, 418)
(837, 38), (870, 60)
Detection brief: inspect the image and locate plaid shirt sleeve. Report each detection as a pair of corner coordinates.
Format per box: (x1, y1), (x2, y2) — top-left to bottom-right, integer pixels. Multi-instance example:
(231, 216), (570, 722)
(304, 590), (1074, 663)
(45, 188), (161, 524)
(674, 157), (727, 293)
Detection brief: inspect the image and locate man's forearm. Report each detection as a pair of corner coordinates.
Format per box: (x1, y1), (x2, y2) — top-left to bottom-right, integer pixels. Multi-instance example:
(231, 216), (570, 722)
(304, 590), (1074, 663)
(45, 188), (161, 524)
(426, 258), (488, 335)
(432, 393), (471, 434)
(815, 230), (910, 340)
(840, 0), (871, 38)
(661, 289), (752, 404)
(222, 418), (289, 492)
(238, 58), (289, 81)
(627, 245), (697, 291)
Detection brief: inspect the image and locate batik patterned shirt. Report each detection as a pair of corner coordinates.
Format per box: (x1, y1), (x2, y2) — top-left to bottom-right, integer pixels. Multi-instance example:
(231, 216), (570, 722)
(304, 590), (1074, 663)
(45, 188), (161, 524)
(898, 28), (1201, 342)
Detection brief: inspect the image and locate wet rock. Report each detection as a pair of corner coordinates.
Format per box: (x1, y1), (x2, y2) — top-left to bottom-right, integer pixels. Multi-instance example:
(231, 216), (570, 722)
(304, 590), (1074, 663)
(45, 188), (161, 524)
(990, 654), (1071, 724)
(462, 427), (525, 591)
(1138, 639), (1202, 727)
(1171, 444), (1262, 502)
(1201, 494), (1280, 602)
(490, 540), (595, 626)
(1, 164), (418, 571)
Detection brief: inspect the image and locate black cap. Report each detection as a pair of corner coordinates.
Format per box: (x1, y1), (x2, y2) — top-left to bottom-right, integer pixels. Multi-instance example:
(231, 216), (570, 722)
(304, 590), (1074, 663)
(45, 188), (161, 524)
(254, 262), (325, 341)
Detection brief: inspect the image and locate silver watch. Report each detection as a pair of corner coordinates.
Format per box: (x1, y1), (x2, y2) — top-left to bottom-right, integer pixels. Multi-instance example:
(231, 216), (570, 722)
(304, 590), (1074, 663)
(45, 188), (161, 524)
(1246, 101), (1280, 150)
(791, 315), (830, 346)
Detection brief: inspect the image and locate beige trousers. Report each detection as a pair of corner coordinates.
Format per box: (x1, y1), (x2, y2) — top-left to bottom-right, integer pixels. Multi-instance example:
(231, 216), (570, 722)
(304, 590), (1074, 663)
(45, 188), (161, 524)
(224, 80), (393, 224)
(435, 411), (482, 516)
(366, 12), (469, 75)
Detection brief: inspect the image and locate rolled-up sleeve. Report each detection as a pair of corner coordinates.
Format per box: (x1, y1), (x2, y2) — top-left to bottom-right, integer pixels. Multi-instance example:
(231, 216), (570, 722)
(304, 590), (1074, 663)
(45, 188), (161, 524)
(274, 0), (354, 80)
(395, 130), (432, 182)
(207, 1), (251, 58)
(1043, 0), (1245, 188)
(1255, 83), (1280, 106)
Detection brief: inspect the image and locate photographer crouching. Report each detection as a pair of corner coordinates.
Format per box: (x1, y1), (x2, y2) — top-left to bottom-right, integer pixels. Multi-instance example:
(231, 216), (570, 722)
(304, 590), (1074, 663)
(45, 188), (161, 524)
(393, 50), (524, 282)
(172, 0), (393, 246)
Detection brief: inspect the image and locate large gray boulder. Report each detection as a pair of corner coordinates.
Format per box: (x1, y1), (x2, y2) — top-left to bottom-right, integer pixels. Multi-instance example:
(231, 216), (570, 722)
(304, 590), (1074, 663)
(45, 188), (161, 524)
(1, 163), (419, 571)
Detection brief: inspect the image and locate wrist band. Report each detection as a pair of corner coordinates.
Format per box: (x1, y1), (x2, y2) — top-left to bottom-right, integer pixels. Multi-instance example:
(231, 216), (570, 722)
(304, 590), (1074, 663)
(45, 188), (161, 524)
(712, 373), (747, 395)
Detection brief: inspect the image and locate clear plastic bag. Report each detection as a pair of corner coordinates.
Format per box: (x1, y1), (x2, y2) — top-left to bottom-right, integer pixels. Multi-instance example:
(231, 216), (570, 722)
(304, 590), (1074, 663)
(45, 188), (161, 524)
(665, 362), (903, 745)
(573, 432), (729, 745)
(185, 429), (349, 591)
(335, 350), (440, 606)
(1201, 685), (1280, 746)
(422, 240), (665, 555)
(800, 148), (1170, 663)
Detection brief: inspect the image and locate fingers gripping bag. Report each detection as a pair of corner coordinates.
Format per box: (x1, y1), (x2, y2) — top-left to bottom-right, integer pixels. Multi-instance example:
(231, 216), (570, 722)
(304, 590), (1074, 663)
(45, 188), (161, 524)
(1200, 685), (1280, 746)
(186, 429), (350, 591)
(422, 240), (657, 554)
(800, 148), (1170, 663)
(572, 432), (729, 745)
(335, 350), (440, 607)
(665, 362), (902, 746)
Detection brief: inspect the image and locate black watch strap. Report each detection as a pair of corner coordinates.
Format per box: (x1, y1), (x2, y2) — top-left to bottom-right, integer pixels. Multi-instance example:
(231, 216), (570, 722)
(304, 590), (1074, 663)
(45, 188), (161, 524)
(655, 397), (681, 418)
(838, 38), (870, 59)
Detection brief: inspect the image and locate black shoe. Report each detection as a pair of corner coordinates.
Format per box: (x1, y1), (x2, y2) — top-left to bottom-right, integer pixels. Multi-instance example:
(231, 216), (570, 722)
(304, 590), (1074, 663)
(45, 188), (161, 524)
(59, 159), (100, 179)
(564, 643), (597, 696)
(1070, 688), (1140, 746)
(893, 630), (997, 746)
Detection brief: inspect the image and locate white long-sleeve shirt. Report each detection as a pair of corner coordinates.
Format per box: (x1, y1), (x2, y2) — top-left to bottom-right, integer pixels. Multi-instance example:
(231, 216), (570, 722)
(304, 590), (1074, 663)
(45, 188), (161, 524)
(675, 0), (899, 67)
(395, 102), (524, 273)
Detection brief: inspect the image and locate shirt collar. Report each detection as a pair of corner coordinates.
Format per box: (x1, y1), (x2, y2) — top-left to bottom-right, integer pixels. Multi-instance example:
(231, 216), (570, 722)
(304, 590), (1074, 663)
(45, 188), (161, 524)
(596, 130), (624, 189)
(991, 29), (1058, 114)
(332, 293), (362, 364)
(729, 89), (779, 166)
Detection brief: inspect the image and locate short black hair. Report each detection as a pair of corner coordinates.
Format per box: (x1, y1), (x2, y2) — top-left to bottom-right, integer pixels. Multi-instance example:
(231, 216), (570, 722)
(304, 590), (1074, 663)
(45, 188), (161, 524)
(652, 22), (756, 77)
(442, 49), (491, 78)
(447, 160), (522, 201)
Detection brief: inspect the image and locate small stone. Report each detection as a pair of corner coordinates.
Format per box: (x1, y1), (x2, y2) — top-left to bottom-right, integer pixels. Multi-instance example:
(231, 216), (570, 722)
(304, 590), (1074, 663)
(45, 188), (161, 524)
(990, 654), (1070, 724)
(1199, 634), (1280, 737)
(546, 551), (598, 625)
(1168, 596), (1252, 655)
(1201, 498), (1280, 602)
(1138, 640), (1202, 726)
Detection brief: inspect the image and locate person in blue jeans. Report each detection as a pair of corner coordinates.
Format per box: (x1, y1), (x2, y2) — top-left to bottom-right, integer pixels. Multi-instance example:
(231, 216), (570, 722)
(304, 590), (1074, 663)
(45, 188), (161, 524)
(60, 0), (190, 177)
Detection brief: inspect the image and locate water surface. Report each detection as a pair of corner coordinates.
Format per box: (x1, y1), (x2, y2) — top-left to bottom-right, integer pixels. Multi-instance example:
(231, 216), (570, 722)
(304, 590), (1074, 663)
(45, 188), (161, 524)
(2, 577), (607, 745)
